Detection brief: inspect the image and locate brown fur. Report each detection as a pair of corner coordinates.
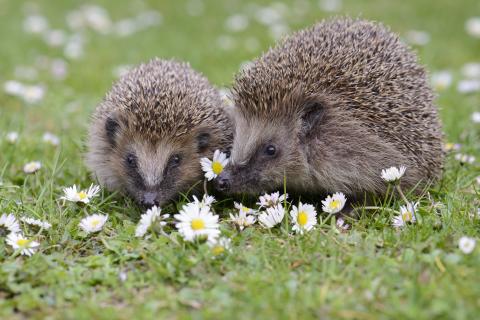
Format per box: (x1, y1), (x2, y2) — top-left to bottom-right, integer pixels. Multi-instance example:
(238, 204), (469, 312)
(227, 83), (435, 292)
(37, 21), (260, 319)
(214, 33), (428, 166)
(86, 58), (232, 206)
(218, 18), (444, 199)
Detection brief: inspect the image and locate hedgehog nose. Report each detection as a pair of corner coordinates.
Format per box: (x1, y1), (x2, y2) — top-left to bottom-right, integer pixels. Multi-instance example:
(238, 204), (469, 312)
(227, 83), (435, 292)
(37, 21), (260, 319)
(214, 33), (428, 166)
(216, 172), (231, 191)
(141, 192), (159, 208)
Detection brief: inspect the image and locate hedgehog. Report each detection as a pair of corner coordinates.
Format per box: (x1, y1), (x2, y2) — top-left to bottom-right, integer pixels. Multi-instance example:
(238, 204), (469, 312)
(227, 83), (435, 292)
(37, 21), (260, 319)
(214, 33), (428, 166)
(215, 18), (444, 204)
(86, 58), (232, 207)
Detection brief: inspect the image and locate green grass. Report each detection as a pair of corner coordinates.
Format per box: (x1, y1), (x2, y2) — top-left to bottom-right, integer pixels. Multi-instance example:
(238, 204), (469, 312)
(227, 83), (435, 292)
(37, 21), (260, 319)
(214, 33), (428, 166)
(1, 0), (480, 319)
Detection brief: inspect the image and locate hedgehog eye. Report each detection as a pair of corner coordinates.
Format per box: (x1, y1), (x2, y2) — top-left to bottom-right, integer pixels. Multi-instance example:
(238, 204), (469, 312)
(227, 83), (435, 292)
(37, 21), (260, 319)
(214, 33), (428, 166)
(264, 145), (276, 156)
(168, 154), (182, 168)
(125, 153), (137, 169)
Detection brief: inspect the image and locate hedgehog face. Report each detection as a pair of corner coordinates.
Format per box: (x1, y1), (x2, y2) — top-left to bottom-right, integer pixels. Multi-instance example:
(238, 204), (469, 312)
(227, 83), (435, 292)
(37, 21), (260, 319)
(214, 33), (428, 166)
(86, 58), (234, 208)
(216, 100), (324, 194)
(88, 114), (214, 208)
(114, 138), (198, 207)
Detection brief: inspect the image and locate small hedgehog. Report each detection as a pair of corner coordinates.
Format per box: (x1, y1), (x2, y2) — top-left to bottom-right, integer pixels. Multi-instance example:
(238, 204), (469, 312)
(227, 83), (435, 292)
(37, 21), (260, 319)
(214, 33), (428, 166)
(86, 58), (232, 207)
(216, 18), (444, 202)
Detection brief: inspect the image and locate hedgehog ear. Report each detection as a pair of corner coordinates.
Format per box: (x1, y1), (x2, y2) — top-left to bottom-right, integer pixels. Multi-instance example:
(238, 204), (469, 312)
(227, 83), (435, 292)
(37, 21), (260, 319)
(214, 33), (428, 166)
(196, 132), (210, 152)
(105, 116), (120, 147)
(300, 100), (325, 137)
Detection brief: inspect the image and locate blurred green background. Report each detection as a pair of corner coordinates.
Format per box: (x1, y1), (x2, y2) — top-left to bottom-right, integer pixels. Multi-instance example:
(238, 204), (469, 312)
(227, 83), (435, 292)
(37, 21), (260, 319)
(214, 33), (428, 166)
(1, 0), (479, 140)
(0, 0), (480, 318)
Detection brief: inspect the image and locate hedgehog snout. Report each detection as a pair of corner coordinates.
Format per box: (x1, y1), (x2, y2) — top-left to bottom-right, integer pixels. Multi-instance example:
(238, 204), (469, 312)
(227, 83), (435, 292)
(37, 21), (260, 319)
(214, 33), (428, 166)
(140, 191), (159, 208)
(215, 170), (231, 192)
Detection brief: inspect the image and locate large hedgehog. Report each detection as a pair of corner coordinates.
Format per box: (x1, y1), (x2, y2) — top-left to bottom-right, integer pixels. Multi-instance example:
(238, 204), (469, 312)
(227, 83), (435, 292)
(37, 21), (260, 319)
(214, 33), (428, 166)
(216, 18), (444, 201)
(86, 58), (232, 207)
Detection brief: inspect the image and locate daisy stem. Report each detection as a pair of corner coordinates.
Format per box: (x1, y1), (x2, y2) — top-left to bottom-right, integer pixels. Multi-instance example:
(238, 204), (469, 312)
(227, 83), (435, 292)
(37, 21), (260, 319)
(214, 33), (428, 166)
(159, 229), (180, 246)
(319, 213), (333, 226)
(395, 184), (410, 205)
(203, 178), (208, 196)
(283, 172), (289, 233)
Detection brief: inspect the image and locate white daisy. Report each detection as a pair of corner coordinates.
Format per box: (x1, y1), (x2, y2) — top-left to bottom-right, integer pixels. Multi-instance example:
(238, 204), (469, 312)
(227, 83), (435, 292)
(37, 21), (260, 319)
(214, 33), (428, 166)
(471, 112), (480, 124)
(234, 202), (257, 215)
(454, 153), (475, 164)
(217, 35), (236, 50)
(336, 217), (350, 231)
(0, 213), (21, 234)
(430, 71), (452, 91)
(290, 202), (317, 234)
(4, 80), (24, 95)
(381, 166), (407, 182)
(225, 14), (249, 32)
(192, 194), (216, 208)
(255, 6), (283, 26)
(118, 271), (128, 282)
(21, 85), (45, 104)
(229, 209), (256, 231)
(6, 233), (40, 256)
(61, 184), (100, 203)
(174, 202), (220, 242)
(319, 0), (342, 12)
(79, 214), (108, 233)
(469, 208), (480, 220)
(392, 202), (418, 228)
(6, 131), (19, 143)
(458, 236), (476, 254)
(20, 217), (52, 230)
(64, 36), (85, 60)
(258, 204), (285, 228)
(200, 150), (229, 180)
(43, 29), (67, 47)
(42, 132), (60, 146)
(321, 192), (347, 214)
(23, 14), (49, 34)
(257, 191), (288, 208)
(23, 161), (42, 174)
(207, 236), (232, 256)
(462, 63), (480, 79)
(457, 79), (480, 94)
(135, 206), (169, 238)
(405, 30), (430, 46)
(465, 17), (480, 38)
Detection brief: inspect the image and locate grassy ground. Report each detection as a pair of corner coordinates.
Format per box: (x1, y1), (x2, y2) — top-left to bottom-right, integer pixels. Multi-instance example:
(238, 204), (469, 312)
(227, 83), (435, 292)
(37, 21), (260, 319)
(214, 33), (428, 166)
(1, 0), (480, 319)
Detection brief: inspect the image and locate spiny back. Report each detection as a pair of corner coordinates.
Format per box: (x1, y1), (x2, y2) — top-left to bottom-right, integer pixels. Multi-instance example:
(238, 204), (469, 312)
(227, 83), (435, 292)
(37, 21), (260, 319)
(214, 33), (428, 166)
(99, 58), (225, 140)
(233, 17), (443, 174)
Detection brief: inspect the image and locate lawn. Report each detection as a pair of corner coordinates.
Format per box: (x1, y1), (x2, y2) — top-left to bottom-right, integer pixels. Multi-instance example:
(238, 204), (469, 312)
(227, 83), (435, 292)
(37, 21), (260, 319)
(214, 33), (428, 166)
(1, 0), (480, 319)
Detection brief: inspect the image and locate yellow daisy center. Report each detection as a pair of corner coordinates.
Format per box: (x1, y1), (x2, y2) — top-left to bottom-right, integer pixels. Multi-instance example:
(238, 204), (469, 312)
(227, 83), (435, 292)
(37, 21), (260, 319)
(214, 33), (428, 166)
(90, 219), (101, 227)
(402, 211), (412, 222)
(191, 218), (205, 231)
(329, 200), (340, 209)
(78, 191), (88, 200)
(16, 239), (29, 247)
(212, 246), (225, 256)
(212, 161), (224, 175)
(297, 211), (308, 226)
(241, 206), (250, 213)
